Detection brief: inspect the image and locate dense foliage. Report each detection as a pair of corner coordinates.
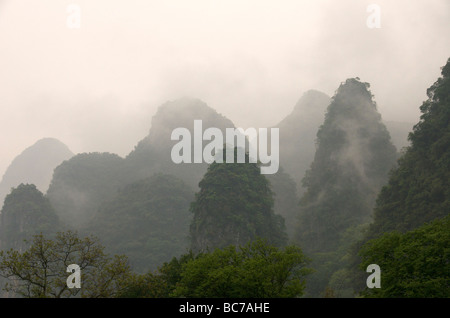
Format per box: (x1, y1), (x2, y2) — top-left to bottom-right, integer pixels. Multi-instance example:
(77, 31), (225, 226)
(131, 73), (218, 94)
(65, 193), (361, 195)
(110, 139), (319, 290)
(0, 184), (60, 251)
(189, 148), (287, 252)
(1, 57), (448, 298)
(47, 152), (126, 228)
(174, 239), (312, 298)
(119, 239), (312, 298)
(366, 58), (450, 239)
(85, 174), (194, 273)
(351, 58), (450, 297)
(294, 78), (398, 296)
(359, 215), (450, 297)
(295, 78), (398, 254)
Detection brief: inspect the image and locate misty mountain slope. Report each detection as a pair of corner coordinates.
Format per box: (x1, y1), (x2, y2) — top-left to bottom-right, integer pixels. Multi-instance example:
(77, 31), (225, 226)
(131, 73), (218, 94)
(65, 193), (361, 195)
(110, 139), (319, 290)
(265, 167), (299, 240)
(126, 97), (299, 241)
(274, 90), (330, 194)
(0, 138), (74, 207)
(295, 78), (398, 254)
(44, 97), (298, 242)
(294, 78), (398, 297)
(46, 152), (126, 229)
(0, 184), (60, 251)
(45, 98), (239, 230)
(365, 57), (450, 239)
(83, 173), (195, 273)
(353, 58), (450, 297)
(125, 97), (239, 189)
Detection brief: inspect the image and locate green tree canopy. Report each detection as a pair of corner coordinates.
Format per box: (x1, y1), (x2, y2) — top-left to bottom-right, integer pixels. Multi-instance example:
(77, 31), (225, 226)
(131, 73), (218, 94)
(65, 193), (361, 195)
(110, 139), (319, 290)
(349, 57), (450, 297)
(85, 173), (195, 273)
(0, 183), (60, 251)
(359, 215), (450, 298)
(366, 58), (450, 239)
(295, 78), (397, 254)
(46, 152), (126, 229)
(189, 147), (287, 252)
(294, 78), (398, 297)
(173, 239), (312, 298)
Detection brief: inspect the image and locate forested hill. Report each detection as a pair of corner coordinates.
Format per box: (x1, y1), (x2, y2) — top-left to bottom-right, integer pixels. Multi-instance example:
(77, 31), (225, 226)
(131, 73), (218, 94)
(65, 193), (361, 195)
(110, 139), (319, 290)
(295, 78), (398, 255)
(293, 78), (398, 297)
(365, 57), (450, 239)
(355, 58), (450, 297)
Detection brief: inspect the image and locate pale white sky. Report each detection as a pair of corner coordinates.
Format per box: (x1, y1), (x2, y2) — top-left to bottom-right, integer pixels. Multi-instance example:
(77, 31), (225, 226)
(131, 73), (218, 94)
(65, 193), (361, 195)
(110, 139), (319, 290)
(0, 0), (449, 177)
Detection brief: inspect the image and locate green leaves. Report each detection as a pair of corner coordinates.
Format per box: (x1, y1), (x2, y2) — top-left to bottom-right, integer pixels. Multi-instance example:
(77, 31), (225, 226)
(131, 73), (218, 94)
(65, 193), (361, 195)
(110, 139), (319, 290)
(0, 184), (60, 251)
(365, 58), (450, 239)
(359, 216), (450, 298)
(190, 148), (287, 252)
(172, 239), (312, 298)
(86, 173), (195, 273)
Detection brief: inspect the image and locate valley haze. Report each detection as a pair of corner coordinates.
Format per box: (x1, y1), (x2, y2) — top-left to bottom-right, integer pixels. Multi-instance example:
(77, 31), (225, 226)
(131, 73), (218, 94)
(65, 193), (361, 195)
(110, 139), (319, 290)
(0, 0), (449, 178)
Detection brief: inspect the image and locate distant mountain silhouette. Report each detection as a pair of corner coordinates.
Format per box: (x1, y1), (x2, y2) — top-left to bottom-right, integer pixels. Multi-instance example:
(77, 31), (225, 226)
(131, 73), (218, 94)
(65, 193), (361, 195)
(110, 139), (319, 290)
(47, 98), (241, 228)
(125, 97), (239, 189)
(0, 138), (73, 207)
(274, 90), (331, 194)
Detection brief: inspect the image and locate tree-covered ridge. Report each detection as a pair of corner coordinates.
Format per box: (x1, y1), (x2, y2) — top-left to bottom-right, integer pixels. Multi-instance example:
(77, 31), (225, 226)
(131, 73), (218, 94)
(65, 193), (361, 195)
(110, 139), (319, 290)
(0, 184), (60, 251)
(189, 148), (287, 252)
(344, 57), (450, 297)
(359, 214), (450, 298)
(1, 58), (448, 298)
(366, 58), (450, 239)
(295, 78), (398, 254)
(171, 239), (312, 298)
(46, 152), (126, 228)
(293, 78), (398, 297)
(85, 173), (195, 273)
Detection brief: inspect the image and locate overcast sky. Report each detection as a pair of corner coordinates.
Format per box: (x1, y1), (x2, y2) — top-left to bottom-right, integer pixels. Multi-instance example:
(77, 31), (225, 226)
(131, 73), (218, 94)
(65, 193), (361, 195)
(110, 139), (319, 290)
(0, 0), (449, 177)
